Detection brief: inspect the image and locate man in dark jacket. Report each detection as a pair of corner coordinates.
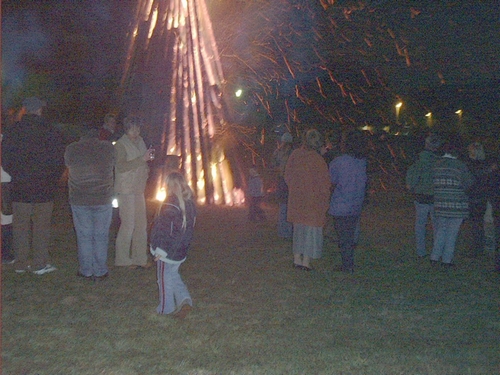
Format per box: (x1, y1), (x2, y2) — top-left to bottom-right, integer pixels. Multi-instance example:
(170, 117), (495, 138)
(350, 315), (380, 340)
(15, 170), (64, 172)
(65, 128), (116, 280)
(2, 97), (65, 274)
(405, 134), (442, 259)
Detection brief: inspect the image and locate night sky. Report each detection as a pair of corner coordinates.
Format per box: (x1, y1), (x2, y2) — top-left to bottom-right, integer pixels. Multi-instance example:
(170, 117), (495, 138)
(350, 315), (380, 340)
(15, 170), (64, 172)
(2, 0), (499, 129)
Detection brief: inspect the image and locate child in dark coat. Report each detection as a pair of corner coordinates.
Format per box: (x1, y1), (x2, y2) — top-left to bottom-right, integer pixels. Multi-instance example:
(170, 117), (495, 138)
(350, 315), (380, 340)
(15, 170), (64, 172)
(150, 171), (196, 318)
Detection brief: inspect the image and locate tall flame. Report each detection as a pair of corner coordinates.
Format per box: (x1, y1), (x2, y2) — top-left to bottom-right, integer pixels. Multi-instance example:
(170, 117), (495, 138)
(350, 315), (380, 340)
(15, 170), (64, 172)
(120, 0), (234, 205)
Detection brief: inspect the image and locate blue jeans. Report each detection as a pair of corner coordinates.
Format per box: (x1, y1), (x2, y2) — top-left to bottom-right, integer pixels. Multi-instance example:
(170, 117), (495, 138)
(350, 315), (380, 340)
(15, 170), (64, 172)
(71, 204), (113, 277)
(156, 259), (192, 315)
(414, 201), (436, 257)
(431, 216), (463, 264)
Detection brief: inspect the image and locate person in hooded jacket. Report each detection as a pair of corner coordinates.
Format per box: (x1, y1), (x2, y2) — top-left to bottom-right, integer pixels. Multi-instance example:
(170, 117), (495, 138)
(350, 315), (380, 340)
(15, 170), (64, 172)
(150, 171), (196, 319)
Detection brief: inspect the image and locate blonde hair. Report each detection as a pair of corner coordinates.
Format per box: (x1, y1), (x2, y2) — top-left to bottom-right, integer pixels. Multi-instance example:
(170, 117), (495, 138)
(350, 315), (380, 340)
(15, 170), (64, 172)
(165, 171), (194, 230)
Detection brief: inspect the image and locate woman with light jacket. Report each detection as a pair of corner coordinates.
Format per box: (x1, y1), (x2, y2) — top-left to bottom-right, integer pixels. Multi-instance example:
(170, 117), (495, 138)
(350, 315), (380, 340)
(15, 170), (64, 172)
(114, 116), (154, 268)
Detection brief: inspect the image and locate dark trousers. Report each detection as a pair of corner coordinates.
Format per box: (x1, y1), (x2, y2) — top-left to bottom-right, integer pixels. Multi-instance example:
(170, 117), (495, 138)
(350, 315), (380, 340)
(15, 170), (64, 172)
(494, 216), (500, 271)
(13, 201), (54, 270)
(248, 196), (266, 222)
(2, 224), (14, 261)
(333, 215), (360, 271)
(465, 200), (487, 256)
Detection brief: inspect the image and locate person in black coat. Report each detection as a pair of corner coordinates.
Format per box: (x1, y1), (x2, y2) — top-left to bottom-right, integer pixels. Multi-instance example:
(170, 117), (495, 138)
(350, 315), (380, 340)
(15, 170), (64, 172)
(2, 97), (65, 275)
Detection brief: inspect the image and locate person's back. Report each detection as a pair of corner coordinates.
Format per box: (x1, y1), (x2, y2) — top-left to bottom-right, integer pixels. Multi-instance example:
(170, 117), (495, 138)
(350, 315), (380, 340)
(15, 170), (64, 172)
(3, 114), (65, 203)
(2, 97), (65, 275)
(329, 154), (367, 217)
(433, 156), (473, 218)
(65, 133), (115, 206)
(406, 149), (437, 198)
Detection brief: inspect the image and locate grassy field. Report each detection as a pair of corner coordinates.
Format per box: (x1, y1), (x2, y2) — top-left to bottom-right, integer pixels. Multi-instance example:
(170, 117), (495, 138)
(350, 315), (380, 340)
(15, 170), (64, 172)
(1, 190), (499, 375)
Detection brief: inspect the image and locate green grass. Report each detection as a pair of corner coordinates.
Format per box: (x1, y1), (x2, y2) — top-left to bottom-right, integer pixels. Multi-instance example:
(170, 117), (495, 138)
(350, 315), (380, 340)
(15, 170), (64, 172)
(2, 192), (499, 374)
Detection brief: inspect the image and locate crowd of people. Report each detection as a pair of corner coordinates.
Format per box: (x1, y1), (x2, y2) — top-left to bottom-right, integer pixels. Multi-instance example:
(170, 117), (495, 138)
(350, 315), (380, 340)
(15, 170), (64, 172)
(266, 127), (500, 274)
(2, 97), (194, 319)
(2, 97), (499, 321)
(406, 133), (500, 271)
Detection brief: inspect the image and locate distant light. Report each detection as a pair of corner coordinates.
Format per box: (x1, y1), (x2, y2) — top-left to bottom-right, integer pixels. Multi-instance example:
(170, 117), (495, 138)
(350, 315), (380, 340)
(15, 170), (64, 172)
(383, 126), (391, 133)
(395, 102), (402, 109)
(455, 109), (463, 115)
(112, 198), (119, 208)
(235, 89), (243, 98)
(425, 112), (432, 117)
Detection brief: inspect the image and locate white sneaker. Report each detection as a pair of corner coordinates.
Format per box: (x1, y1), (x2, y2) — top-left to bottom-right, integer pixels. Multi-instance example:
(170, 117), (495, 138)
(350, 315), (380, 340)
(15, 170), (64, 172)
(15, 265), (30, 274)
(32, 264), (57, 275)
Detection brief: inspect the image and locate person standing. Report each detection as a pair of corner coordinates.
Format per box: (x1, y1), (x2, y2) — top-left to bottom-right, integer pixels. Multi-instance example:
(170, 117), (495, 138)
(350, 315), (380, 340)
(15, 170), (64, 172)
(114, 116), (154, 268)
(405, 134), (442, 259)
(65, 128), (116, 280)
(464, 142), (490, 257)
(2, 97), (65, 275)
(284, 129), (330, 271)
(328, 131), (368, 274)
(150, 172), (196, 318)
(247, 166), (266, 222)
(272, 132), (293, 238)
(486, 161), (500, 272)
(431, 136), (474, 267)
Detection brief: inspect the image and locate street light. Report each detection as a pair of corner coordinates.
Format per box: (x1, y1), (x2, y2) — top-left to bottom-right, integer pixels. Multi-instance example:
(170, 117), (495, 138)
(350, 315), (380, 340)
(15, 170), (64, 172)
(425, 112), (432, 127)
(395, 102), (402, 124)
(455, 109), (463, 130)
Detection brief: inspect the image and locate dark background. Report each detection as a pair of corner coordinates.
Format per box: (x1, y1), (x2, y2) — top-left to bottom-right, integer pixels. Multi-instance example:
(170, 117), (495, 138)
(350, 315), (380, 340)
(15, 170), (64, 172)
(2, 0), (499, 135)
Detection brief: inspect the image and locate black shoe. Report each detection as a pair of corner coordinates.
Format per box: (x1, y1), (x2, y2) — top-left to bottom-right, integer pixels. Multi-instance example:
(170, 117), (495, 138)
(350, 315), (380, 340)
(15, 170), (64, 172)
(340, 265), (354, 274)
(94, 272), (109, 281)
(441, 262), (455, 268)
(77, 271), (93, 280)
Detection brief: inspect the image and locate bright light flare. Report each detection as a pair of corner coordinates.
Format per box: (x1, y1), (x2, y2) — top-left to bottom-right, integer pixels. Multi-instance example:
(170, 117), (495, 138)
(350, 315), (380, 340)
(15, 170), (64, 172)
(235, 89), (243, 97)
(155, 187), (167, 202)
